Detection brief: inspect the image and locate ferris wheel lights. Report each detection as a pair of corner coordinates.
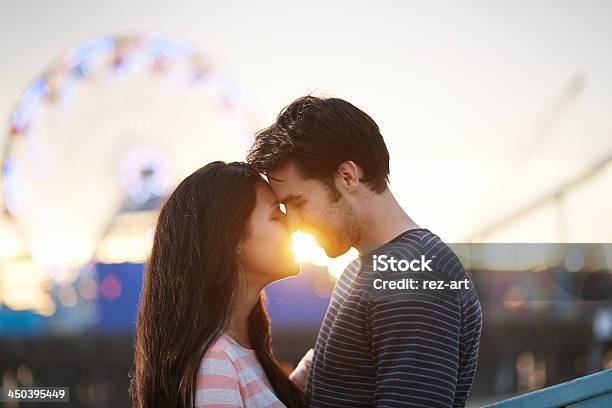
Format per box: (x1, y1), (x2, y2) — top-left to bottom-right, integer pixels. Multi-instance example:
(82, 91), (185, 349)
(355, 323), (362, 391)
(0, 217), (27, 260)
(0, 259), (54, 315)
(30, 237), (94, 272)
(2, 33), (253, 284)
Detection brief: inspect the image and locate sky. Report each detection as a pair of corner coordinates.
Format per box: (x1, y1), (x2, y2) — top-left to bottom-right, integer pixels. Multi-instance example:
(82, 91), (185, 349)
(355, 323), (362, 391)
(1, 0), (611, 242)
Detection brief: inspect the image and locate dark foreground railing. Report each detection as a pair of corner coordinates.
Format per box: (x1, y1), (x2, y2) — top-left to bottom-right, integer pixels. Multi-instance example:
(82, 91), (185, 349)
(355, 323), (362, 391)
(483, 369), (612, 408)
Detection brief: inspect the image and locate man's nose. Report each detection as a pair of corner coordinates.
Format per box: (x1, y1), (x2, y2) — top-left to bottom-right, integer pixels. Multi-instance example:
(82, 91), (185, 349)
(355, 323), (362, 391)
(285, 211), (302, 232)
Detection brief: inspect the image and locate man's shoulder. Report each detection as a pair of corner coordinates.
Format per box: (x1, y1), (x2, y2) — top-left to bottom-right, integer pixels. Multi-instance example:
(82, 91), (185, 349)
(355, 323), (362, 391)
(361, 228), (465, 280)
(371, 228), (446, 258)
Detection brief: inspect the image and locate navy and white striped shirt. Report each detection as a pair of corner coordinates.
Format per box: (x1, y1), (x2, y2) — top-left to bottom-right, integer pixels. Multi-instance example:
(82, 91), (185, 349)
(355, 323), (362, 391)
(306, 228), (482, 408)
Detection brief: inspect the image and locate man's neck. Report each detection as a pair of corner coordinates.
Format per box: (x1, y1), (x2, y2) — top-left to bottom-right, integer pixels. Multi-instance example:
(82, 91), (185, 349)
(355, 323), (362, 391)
(357, 188), (420, 254)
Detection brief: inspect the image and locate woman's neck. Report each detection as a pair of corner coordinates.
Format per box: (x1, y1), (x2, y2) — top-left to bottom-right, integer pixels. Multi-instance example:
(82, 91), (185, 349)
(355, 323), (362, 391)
(226, 279), (263, 349)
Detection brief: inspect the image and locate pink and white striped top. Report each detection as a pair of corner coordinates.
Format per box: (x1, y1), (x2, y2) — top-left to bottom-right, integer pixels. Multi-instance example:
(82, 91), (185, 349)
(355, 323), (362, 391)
(195, 333), (286, 407)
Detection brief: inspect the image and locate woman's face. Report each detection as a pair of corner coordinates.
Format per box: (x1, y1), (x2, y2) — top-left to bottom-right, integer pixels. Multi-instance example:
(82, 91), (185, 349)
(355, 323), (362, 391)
(239, 181), (300, 286)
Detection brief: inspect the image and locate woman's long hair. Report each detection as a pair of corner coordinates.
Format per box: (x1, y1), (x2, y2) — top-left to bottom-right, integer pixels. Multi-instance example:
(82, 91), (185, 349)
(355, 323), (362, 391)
(130, 161), (304, 408)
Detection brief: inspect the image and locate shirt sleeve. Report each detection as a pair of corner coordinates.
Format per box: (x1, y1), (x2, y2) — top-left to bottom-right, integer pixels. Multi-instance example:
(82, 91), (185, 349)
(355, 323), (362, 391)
(195, 349), (245, 407)
(369, 289), (462, 408)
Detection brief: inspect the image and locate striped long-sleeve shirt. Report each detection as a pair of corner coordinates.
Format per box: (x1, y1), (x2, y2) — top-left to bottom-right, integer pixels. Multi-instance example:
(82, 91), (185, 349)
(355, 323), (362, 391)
(306, 228), (482, 408)
(195, 333), (286, 407)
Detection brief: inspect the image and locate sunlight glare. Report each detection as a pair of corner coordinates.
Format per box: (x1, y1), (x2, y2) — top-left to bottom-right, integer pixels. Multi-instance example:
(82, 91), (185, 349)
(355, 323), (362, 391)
(290, 230), (359, 278)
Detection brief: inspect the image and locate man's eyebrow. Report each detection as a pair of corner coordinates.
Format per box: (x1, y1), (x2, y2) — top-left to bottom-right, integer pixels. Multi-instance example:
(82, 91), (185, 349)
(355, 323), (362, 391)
(266, 174), (284, 182)
(281, 194), (303, 204)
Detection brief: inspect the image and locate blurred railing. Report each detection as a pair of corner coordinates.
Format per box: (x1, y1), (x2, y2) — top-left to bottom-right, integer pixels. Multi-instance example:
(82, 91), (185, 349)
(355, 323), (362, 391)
(483, 368), (612, 408)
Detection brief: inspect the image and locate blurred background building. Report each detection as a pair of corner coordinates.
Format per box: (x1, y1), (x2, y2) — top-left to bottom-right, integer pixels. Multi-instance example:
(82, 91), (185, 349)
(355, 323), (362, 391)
(0, 1), (611, 406)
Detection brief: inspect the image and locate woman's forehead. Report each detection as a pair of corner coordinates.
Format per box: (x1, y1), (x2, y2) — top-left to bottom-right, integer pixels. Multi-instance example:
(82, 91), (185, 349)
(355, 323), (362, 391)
(256, 181), (279, 205)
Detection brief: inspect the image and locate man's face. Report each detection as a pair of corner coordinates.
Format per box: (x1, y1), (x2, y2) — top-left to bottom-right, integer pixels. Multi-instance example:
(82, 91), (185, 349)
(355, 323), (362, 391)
(267, 162), (358, 258)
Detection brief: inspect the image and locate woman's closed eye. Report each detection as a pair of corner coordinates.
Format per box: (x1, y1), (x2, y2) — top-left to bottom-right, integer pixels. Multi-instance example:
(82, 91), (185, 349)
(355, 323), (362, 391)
(271, 207), (287, 223)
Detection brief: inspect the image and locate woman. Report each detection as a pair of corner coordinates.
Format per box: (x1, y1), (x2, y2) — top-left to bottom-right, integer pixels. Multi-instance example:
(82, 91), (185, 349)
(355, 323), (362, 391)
(130, 161), (306, 408)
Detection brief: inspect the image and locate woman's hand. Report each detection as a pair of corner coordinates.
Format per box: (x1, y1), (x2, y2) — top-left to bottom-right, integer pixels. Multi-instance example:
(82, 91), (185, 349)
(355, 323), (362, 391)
(289, 348), (314, 392)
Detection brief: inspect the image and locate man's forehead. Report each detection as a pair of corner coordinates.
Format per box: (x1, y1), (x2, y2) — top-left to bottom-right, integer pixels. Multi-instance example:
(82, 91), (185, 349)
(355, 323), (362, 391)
(266, 167), (306, 201)
(266, 176), (297, 201)
(267, 161), (300, 182)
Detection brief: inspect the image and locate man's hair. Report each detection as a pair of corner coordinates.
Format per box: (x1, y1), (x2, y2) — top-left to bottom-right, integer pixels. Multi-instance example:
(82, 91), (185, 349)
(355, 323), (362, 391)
(247, 95), (390, 193)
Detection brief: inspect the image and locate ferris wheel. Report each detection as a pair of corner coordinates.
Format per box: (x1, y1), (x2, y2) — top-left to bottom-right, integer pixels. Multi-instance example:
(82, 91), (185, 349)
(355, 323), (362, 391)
(2, 33), (255, 273)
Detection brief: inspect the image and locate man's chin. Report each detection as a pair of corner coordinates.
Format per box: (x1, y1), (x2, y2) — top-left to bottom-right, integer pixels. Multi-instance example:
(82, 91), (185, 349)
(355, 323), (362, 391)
(277, 263), (301, 281)
(322, 244), (350, 259)
(284, 261), (301, 276)
(290, 262), (301, 276)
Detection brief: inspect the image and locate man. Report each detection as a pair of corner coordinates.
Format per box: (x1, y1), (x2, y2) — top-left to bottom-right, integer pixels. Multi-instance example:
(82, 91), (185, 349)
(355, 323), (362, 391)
(247, 96), (482, 407)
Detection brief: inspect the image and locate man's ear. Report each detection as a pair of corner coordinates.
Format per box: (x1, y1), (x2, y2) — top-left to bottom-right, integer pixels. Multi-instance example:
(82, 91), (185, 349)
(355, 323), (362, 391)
(336, 161), (362, 191)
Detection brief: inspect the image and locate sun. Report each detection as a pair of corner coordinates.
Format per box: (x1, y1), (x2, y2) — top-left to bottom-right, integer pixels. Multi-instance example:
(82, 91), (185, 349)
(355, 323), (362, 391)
(290, 230), (359, 279)
(290, 230), (328, 266)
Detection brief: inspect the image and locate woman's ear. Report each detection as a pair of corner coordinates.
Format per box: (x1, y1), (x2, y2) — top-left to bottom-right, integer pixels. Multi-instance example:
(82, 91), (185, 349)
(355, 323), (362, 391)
(236, 241), (248, 273)
(236, 242), (244, 263)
